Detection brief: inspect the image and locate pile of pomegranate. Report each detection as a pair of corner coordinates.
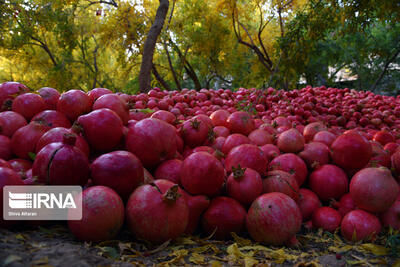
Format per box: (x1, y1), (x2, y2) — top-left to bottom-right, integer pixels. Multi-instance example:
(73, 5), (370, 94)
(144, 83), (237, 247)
(1, 81), (400, 246)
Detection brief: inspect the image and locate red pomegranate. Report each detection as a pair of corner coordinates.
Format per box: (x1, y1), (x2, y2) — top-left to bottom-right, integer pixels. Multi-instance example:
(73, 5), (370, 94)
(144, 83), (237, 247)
(226, 167), (263, 206)
(32, 110), (72, 129)
(381, 201), (400, 230)
(260, 144), (280, 161)
(0, 111), (27, 137)
(8, 159), (32, 173)
(68, 186), (124, 242)
(277, 128), (305, 153)
(226, 111), (255, 136)
(312, 207), (341, 233)
(181, 152), (224, 196)
(32, 134), (89, 185)
(373, 130), (395, 146)
(303, 122), (327, 142)
(0, 167), (24, 228)
(269, 153), (308, 186)
(225, 144), (268, 175)
(248, 129), (273, 146)
(37, 87), (60, 110)
(154, 159), (182, 184)
(12, 93), (46, 121)
(183, 193), (210, 235)
(331, 132), (372, 170)
(0, 135), (12, 160)
(0, 82), (29, 111)
(313, 131), (336, 146)
(213, 126), (230, 138)
(57, 89), (92, 122)
(341, 210), (381, 242)
(202, 196), (247, 239)
(336, 193), (356, 217)
(297, 189), (321, 221)
(11, 121), (49, 159)
(126, 118), (177, 168)
(246, 192), (302, 246)
(126, 180), (189, 244)
(309, 164), (348, 201)
(93, 94), (129, 124)
(367, 141), (391, 168)
(150, 110), (176, 125)
(87, 87), (112, 102)
(221, 133), (252, 155)
(77, 108), (123, 152)
(180, 118), (209, 148)
(298, 142), (330, 169)
(263, 170), (299, 201)
(350, 167), (398, 213)
(210, 109), (230, 127)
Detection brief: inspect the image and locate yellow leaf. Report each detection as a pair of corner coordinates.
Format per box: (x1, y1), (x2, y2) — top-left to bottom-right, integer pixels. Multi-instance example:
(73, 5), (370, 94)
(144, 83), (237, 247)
(175, 236), (196, 245)
(244, 256), (259, 267)
(392, 259), (400, 267)
(241, 245), (273, 252)
(231, 232), (252, 246)
(359, 243), (389, 256)
(269, 248), (298, 264)
(227, 243), (245, 260)
(14, 234), (25, 240)
(189, 253), (205, 265)
(328, 245), (353, 253)
(211, 260), (222, 267)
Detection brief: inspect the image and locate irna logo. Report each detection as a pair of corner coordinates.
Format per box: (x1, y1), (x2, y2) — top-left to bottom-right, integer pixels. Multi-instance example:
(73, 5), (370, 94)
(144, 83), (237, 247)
(8, 192), (76, 209)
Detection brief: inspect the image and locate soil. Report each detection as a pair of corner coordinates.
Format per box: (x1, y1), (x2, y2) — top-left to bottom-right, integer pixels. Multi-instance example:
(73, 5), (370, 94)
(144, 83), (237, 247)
(0, 222), (399, 267)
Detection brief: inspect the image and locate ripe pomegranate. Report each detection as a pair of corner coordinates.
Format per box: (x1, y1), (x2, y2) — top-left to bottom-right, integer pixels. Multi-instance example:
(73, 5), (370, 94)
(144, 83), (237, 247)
(373, 130), (395, 146)
(180, 118), (209, 147)
(263, 170), (299, 201)
(68, 186), (124, 242)
(225, 144), (268, 175)
(313, 131), (336, 146)
(341, 210), (381, 242)
(126, 118), (177, 168)
(331, 132), (372, 170)
(11, 121), (49, 159)
(93, 94), (129, 124)
(87, 87), (112, 102)
(11, 93), (46, 121)
(226, 111), (255, 136)
(260, 144), (280, 161)
(226, 167), (263, 206)
(298, 142), (330, 169)
(391, 151), (400, 179)
(32, 110), (72, 129)
(154, 159), (182, 184)
(303, 122), (327, 142)
(277, 128), (305, 153)
(77, 108), (123, 152)
(126, 180), (189, 244)
(246, 192), (302, 246)
(0, 135), (12, 160)
(181, 152), (224, 196)
(336, 193), (356, 217)
(248, 129), (273, 146)
(309, 164), (348, 201)
(269, 153), (308, 186)
(297, 189), (321, 221)
(8, 159), (32, 173)
(350, 167), (398, 213)
(210, 109), (230, 127)
(312, 207), (342, 233)
(150, 110), (176, 125)
(0, 167), (24, 228)
(0, 111), (27, 137)
(57, 89), (92, 122)
(183, 193), (210, 235)
(0, 159), (12, 169)
(32, 134), (89, 185)
(213, 126), (230, 138)
(202, 196), (247, 239)
(367, 141), (391, 168)
(221, 133), (251, 155)
(91, 151), (144, 200)
(381, 201), (400, 230)
(384, 142), (399, 156)
(0, 82), (29, 111)
(36, 127), (90, 157)
(37, 87), (60, 110)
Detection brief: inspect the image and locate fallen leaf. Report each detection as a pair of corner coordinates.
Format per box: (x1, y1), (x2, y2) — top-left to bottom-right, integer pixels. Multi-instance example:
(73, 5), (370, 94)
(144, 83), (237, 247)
(359, 243), (389, 256)
(244, 256), (258, 267)
(189, 253), (205, 265)
(32, 256), (49, 265)
(97, 246), (119, 259)
(231, 232), (252, 246)
(3, 255), (22, 266)
(227, 243), (245, 260)
(294, 261), (323, 267)
(328, 245), (353, 253)
(392, 259), (400, 267)
(211, 260), (222, 267)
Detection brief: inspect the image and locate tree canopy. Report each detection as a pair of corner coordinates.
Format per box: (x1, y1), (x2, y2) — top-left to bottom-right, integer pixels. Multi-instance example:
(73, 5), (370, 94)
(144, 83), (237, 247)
(0, 0), (399, 93)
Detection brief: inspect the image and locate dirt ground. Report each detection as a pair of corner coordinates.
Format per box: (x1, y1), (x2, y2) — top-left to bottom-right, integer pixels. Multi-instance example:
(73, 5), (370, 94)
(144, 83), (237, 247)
(0, 222), (399, 267)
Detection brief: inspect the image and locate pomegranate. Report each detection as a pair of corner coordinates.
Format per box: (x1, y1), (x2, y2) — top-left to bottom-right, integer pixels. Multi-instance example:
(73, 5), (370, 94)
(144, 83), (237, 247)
(77, 108), (123, 152)
(37, 87), (60, 110)
(336, 193), (356, 217)
(88, 87), (112, 102)
(303, 122), (327, 142)
(269, 153), (308, 186)
(0, 111), (27, 137)
(226, 111), (255, 136)
(0, 167), (24, 228)
(226, 167), (263, 206)
(312, 207), (341, 233)
(263, 170), (299, 201)
(180, 118), (209, 148)
(341, 210), (381, 242)
(0, 135), (12, 160)
(32, 110), (72, 129)
(373, 130), (395, 146)
(367, 141), (391, 168)
(297, 189), (321, 221)
(126, 118), (177, 168)
(11, 93), (46, 121)
(246, 192), (302, 246)
(381, 201), (400, 230)
(248, 129), (273, 146)
(11, 121), (49, 159)
(183, 193), (210, 234)
(126, 180), (189, 244)
(213, 126), (230, 138)
(0, 159), (12, 169)
(313, 130), (336, 146)
(150, 110), (176, 125)
(331, 132), (372, 170)
(277, 128), (305, 153)
(260, 144), (280, 161)
(221, 133), (251, 155)
(57, 89), (92, 122)
(68, 186), (124, 242)
(154, 159), (182, 184)
(309, 164), (348, 201)
(225, 144), (268, 175)
(202, 196), (247, 239)
(210, 109), (230, 127)
(0, 82), (29, 111)
(32, 134), (89, 185)
(181, 152), (224, 196)
(93, 94), (129, 124)
(8, 159), (32, 173)
(298, 142), (330, 169)
(384, 142), (399, 156)
(350, 167), (398, 213)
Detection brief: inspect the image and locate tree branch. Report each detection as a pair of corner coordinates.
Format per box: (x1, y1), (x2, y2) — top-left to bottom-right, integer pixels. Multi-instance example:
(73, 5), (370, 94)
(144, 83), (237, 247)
(370, 45), (400, 92)
(152, 63), (171, 91)
(86, 0), (118, 8)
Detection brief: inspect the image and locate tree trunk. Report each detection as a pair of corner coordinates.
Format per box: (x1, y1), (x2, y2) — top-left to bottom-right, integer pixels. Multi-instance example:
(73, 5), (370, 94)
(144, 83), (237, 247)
(152, 64), (172, 91)
(138, 0), (169, 93)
